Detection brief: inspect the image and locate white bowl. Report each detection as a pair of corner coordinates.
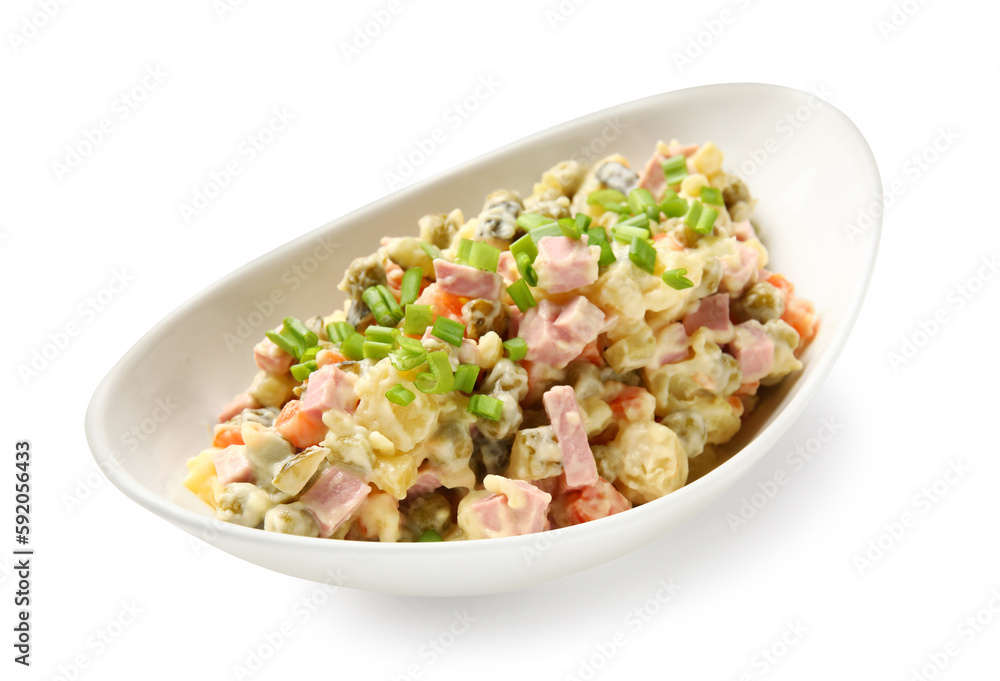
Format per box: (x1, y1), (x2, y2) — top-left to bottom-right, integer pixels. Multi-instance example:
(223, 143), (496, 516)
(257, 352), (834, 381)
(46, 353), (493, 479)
(85, 83), (881, 596)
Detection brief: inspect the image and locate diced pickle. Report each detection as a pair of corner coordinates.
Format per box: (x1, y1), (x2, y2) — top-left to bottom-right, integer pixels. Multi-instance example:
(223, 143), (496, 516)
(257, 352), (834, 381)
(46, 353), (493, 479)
(264, 502), (320, 537)
(404, 492), (453, 537)
(271, 445), (328, 496)
(339, 253), (386, 301)
(662, 409), (708, 458)
(470, 433), (513, 483)
(507, 426), (562, 481)
(739, 281), (785, 323)
(462, 299), (509, 341)
(216, 482), (273, 528)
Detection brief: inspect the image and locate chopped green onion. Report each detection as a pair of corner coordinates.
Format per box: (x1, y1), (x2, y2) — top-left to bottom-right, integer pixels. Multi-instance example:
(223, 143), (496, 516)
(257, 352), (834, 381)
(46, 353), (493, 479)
(417, 529), (443, 542)
(339, 332), (365, 361)
(469, 241), (500, 273)
(510, 233), (538, 262)
(375, 285), (403, 324)
(660, 197), (689, 218)
(627, 188), (656, 216)
(516, 212), (555, 231)
(282, 317), (318, 350)
(414, 351), (455, 394)
(586, 227), (617, 267)
(514, 251), (539, 287)
(617, 213), (650, 231)
(420, 242), (442, 261)
(455, 238), (474, 265)
(700, 186), (723, 205)
(389, 334), (428, 372)
(575, 213), (592, 232)
(694, 205), (719, 235)
(684, 200), (703, 229)
(587, 188), (627, 205)
(507, 279), (536, 312)
(558, 217), (582, 239)
(361, 287), (393, 327)
(326, 321), (355, 344)
(662, 268), (694, 290)
(468, 394), (504, 421)
(612, 224), (652, 245)
(502, 337), (528, 361)
(400, 267), (423, 306)
(431, 316), (465, 347)
(628, 236), (657, 274)
(454, 363), (480, 392)
(528, 222), (563, 242)
(290, 360), (318, 381)
(386, 383), (416, 406)
(364, 325), (396, 345)
(645, 205), (663, 222)
(266, 330), (304, 359)
(601, 202), (631, 216)
(362, 340), (392, 361)
(300, 346), (321, 363)
(661, 154), (689, 186)
(403, 304), (433, 336)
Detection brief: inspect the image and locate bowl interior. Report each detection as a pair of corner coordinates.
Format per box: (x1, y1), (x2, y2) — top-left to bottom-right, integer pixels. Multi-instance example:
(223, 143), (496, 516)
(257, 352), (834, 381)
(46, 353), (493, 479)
(86, 83), (880, 595)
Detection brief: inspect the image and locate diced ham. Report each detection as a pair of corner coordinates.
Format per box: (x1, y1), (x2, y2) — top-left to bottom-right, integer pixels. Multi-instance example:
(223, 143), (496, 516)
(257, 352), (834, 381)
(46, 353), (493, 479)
(533, 236), (600, 293)
(543, 385), (598, 489)
(497, 250), (519, 285)
(520, 297), (606, 368)
(720, 243), (760, 296)
(218, 390), (258, 423)
(457, 475), (551, 539)
(433, 259), (503, 300)
(299, 465), (371, 537)
(301, 365), (359, 420)
(728, 320), (775, 383)
(647, 322), (690, 368)
(404, 471), (441, 500)
(254, 337), (294, 375)
(213, 446), (254, 486)
(563, 476), (631, 525)
(733, 220), (755, 241)
(274, 400), (327, 450)
(414, 282), (465, 322)
(638, 153), (668, 199)
(683, 293), (734, 343)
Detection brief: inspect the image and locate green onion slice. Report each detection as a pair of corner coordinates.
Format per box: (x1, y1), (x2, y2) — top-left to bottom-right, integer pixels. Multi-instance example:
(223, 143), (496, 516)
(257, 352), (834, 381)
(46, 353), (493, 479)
(700, 186), (723, 205)
(469, 241), (500, 273)
(431, 316), (465, 347)
(662, 268), (694, 290)
(502, 337), (528, 362)
(454, 363), (480, 392)
(628, 236), (657, 275)
(266, 330), (303, 359)
(339, 332), (365, 361)
(586, 226), (617, 267)
(403, 304), (433, 336)
(290, 360), (318, 382)
(557, 217), (582, 240)
(660, 197), (689, 218)
(528, 222), (563, 242)
(414, 351), (455, 394)
(612, 224), (652, 245)
(514, 252), (538, 287)
(282, 317), (318, 350)
(364, 325), (396, 345)
(420, 242), (442, 261)
(661, 154), (689, 186)
(575, 213), (592, 232)
(684, 200), (703, 229)
(400, 267), (423, 306)
(386, 383), (416, 406)
(507, 279), (536, 312)
(694, 205), (719, 235)
(362, 340), (392, 361)
(627, 188), (657, 216)
(326, 321), (355, 344)
(468, 394), (504, 421)
(587, 188), (627, 205)
(516, 212), (554, 231)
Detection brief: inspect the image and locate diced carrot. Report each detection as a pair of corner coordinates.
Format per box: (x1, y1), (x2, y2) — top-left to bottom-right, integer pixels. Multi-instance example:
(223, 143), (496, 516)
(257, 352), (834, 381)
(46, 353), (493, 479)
(564, 477), (631, 525)
(576, 338), (604, 367)
(421, 283), (467, 321)
(385, 259), (404, 292)
(274, 399), (327, 449)
(316, 349), (345, 367)
(727, 394), (745, 417)
(767, 272), (817, 351)
(212, 422), (244, 448)
(607, 386), (655, 422)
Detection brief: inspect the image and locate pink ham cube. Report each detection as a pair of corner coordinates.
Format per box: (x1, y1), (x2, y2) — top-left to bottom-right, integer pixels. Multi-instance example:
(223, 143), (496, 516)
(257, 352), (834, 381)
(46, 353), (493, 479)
(301, 365), (359, 420)
(213, 446), (254, 486)
(254, 336), (294, 375)
(433, 259), (504, 300)
(728, 320), (775, 383)
(299, 466), (371, 538)
(217, 390), (258, 423)
(458, 476), (552, 539)
(543, 385), (598, 489)
(683, 293), (734, 343)
(533, 236), (599, 293)
(520, 297), (606, 368)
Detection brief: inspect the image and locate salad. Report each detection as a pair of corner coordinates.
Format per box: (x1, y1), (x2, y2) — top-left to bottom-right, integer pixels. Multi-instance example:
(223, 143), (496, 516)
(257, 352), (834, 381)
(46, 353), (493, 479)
(183, 139), (816, 542)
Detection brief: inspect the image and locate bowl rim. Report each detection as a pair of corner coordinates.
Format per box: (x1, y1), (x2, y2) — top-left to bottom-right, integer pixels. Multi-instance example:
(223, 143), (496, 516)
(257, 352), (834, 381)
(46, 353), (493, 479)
(85, 81), (882, 556)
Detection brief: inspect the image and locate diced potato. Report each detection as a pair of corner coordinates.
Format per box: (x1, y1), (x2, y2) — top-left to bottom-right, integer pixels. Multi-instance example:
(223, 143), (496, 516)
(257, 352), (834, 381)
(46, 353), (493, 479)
(182, 448), (218, 508)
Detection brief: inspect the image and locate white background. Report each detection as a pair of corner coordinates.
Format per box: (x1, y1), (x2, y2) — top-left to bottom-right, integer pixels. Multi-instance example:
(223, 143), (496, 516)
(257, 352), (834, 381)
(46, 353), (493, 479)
(2, 0), (999, 679)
